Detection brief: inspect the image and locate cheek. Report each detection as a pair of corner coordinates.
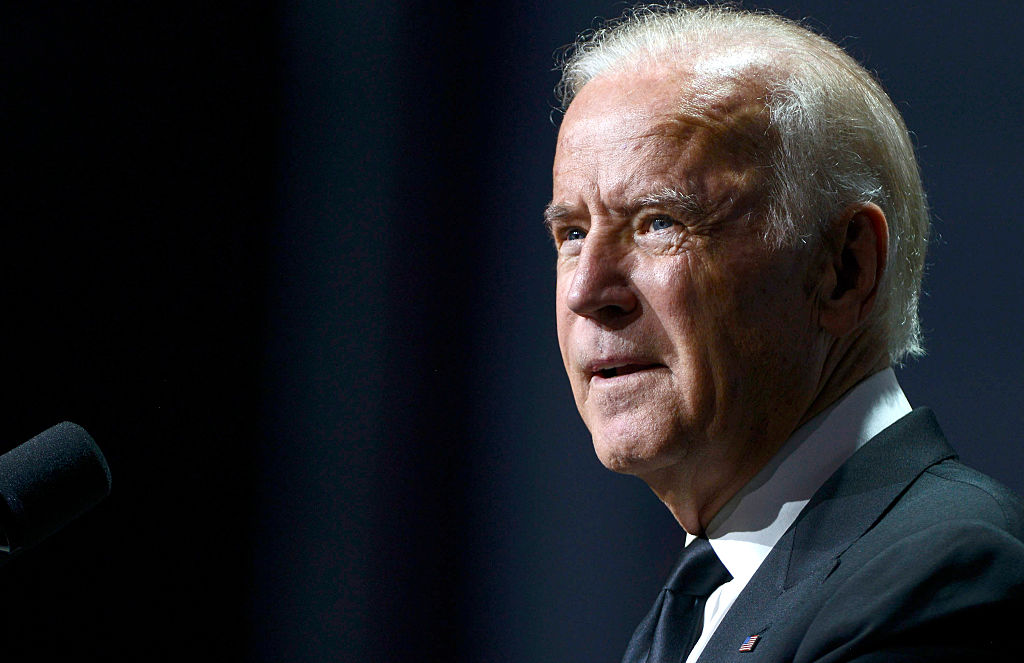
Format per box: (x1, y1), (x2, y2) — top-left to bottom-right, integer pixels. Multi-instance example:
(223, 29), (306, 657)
(554, 278), (587, 403)
(639, 254), (714, 345)
(641, 248), (788, 381)
(711, 256), (820, 371)
(554, 279), (571, 355)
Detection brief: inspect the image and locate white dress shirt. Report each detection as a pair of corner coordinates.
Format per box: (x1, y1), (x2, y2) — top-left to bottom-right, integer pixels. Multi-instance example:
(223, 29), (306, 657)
(684, 368), (912, 662)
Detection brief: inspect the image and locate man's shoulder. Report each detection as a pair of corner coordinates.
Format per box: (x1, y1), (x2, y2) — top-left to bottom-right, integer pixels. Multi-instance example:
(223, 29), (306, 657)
(883, 454), (1024, 539)
(805, 408), (1024, 614)
(916, 457), (1024, 533)
(698, 410), (1024, 662)
(827, 448), (1024, 583)
(841, 406), (1024, 542)
(848, 454), (1024, 577)
(791, 458), (1024, 662)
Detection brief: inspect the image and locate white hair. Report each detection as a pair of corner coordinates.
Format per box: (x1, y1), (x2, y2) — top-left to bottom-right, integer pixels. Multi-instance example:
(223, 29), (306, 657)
(557, 4), (930, 363)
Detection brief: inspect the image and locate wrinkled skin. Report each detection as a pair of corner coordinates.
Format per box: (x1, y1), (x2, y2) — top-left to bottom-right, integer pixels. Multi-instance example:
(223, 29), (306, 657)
(549, 65), (882, 532)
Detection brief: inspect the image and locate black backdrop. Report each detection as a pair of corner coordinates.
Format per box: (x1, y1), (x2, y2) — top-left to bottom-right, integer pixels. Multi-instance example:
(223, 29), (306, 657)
(3, 2), (1023, 661)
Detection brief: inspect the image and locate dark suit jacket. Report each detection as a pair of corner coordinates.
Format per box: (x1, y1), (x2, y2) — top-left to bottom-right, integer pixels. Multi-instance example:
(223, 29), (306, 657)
(693, 408), (1024, 662)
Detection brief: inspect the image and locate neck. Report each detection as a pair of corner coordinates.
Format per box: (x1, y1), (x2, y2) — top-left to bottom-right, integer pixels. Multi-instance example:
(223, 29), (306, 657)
(645, 334), (890, 535)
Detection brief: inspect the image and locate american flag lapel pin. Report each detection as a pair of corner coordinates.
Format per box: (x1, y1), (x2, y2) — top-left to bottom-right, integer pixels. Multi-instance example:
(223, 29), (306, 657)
(739, 634), (761, 652)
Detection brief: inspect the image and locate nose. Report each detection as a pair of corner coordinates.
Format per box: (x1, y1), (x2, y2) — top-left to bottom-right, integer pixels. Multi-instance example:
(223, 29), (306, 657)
(565, 233), (639, 326)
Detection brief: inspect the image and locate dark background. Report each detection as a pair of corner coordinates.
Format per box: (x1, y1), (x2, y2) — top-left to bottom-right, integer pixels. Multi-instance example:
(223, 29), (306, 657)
(3, 1), (1022, 661)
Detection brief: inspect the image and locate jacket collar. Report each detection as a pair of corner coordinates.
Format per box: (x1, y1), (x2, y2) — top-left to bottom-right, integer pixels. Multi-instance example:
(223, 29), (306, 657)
(697, 407), (956, 658)
(784, 407), (955, 588)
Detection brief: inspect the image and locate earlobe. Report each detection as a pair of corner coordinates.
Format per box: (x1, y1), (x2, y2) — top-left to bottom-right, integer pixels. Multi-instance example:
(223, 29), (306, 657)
(817, 203), (889, 338)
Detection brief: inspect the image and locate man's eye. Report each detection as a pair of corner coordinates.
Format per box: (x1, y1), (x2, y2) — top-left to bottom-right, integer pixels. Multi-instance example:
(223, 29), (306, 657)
(650, 216), (677, 231)
(565, 228), (587, 241)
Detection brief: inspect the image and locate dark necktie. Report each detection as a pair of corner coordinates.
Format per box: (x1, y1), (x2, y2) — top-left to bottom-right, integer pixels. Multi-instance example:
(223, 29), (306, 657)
(621, 537), (732, 663)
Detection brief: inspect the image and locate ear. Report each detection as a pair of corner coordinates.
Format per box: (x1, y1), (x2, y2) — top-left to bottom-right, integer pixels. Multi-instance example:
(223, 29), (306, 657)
(817, 203), (889, 338)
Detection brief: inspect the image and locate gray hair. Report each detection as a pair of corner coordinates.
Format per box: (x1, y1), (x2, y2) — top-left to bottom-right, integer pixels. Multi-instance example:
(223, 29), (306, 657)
(556, 4), (929, 363)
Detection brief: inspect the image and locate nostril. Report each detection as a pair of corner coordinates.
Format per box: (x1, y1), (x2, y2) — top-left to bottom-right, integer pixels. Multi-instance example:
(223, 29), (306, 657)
(598, 304), (629, 317)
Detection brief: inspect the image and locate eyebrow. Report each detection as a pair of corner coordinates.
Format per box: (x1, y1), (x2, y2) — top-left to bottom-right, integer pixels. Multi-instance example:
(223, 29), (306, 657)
(542, 203), (573, 233)
(631, 187), (706, 218)
(543, 187), (706, 232)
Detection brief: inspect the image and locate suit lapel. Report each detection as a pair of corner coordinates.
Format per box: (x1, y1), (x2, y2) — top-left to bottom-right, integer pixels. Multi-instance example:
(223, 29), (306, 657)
(785, 408), (955, 587)
(696, 408), (956, 661)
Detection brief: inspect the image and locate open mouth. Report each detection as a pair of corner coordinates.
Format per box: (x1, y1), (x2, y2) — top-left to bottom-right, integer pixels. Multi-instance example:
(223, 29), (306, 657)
(596, 364), (660, 378)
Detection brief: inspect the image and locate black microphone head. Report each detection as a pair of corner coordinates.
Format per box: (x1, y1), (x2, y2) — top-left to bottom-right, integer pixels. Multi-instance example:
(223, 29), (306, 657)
(0, 422), (111, 553)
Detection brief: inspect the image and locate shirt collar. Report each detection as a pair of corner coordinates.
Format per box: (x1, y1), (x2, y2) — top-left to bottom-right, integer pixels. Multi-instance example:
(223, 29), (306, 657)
(685, 368), (912, 584)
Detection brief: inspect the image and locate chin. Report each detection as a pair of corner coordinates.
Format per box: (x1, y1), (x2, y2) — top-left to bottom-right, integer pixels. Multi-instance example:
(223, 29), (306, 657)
(591, 430), (678, 476)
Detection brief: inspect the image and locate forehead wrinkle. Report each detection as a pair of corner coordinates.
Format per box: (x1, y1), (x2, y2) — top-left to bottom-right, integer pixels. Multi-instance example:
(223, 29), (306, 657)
(560, 125), (763, 227)
(629, 117), (764, 221)
(554, 65), (774, 231)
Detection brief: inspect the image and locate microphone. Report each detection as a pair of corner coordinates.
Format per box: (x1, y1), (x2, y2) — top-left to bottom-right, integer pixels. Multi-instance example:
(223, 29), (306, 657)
(0, 422), (111, 554)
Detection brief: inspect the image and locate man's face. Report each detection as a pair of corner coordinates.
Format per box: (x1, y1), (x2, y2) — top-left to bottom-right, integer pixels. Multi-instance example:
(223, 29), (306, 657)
(550, 68), (828, 485)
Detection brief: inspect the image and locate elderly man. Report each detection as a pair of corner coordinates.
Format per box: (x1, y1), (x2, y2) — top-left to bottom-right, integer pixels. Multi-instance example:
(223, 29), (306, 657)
(547, 5), (1024, 662)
